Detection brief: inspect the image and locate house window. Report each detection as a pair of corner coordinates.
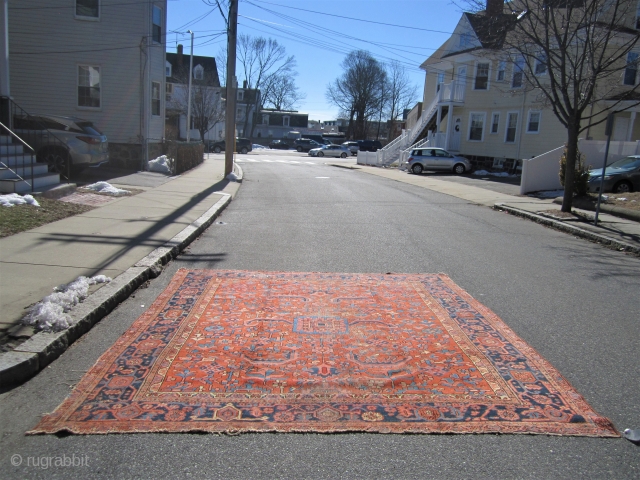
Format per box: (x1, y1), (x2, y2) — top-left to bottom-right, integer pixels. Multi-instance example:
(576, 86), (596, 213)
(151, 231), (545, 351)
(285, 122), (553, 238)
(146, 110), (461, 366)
(468, 113), (485, 141)
(193, 65), (204, 80)
(624, 52), (638, 86)
(491, 113), (500, 134)
(496, 61), (506, 81)
(262, 115), (269, 125)
(505, 112), (518, 143)
(512, 57), (524, 88)
(527, 111), (541, 133)
(166, 83), (173, 101)
(152, 6), (162, 43)
(459, 33), (472, 49)
(165, 61), (172, 77)
(76, 0), (99, 18)
(237, 90), (244, 101)
(283, 116), (290, 127)
(474, 63), (489, 90)
(436, 72), (445, 93)
(535, 52), (547, 75)
(152, 81), (160, 116)
(78, 65), (100, 108)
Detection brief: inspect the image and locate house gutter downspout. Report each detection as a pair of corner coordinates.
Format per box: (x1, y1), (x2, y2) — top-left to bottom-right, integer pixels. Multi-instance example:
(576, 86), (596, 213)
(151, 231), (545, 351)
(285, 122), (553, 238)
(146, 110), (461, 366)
(515, 88), (527, 162)
(0, 0), (11, 127)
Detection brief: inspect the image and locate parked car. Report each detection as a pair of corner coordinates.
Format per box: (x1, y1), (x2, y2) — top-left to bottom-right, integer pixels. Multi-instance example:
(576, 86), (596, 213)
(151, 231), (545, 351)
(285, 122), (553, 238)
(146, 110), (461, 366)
(268, 139), (291, 150)
(293, 138), (323, 152)
(12, 114), (109, 175)
(209, 137), (252, 154)
(308, 144), (351, 158)
(588, 156), (640, 193)
(401, 147), (471, 175)
(342, 141), (359, 156)
(304, 134), (331, 145)
(357, 139), (382, 152)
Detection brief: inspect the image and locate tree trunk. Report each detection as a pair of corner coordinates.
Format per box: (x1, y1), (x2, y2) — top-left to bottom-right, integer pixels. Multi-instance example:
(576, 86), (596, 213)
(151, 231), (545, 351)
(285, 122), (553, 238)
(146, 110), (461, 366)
(560, 122), (580, 212)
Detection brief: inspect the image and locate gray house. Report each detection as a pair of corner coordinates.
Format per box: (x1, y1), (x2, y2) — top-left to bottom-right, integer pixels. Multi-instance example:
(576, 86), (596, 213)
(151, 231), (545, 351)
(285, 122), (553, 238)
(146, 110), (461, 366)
(5, 0), (167, 169)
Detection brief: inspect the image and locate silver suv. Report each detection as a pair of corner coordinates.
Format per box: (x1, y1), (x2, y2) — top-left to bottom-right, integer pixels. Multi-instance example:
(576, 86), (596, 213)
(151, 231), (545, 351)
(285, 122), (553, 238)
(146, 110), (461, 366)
(13, 114), (109, 176)
(401, 147), (471, 175)
(342, 141), (359, 156)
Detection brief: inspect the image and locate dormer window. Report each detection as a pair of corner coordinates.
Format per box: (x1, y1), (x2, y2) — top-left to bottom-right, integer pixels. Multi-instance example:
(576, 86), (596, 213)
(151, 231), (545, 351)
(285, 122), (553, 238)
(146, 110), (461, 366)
(283, 116), (290, 127)
(193, 64), (204, 80)
(459, 33), (472, 49)
(237, 90), (244, 101)
(165, 61), (172, 77)
(262, 114), (269, 125)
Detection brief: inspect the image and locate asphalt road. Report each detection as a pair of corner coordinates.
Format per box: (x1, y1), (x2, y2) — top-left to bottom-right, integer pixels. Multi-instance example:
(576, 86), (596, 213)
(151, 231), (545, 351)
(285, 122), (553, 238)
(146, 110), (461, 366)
(1, 150), (639, 478)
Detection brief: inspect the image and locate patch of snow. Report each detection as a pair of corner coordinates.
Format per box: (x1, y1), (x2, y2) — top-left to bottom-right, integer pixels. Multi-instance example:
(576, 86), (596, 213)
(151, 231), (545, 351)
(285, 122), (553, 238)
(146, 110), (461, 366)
(84, 181), (130, 195)
(529, 189), (564, 198)
(473, 170), (517, 178)
(616, 197), (627, 201)
(226, 172), (239, 181)
(148, 155), (173, 174)
(22, 275), (111, 332)
(252, 144), (268, 150)
(0, 193), (40, 208)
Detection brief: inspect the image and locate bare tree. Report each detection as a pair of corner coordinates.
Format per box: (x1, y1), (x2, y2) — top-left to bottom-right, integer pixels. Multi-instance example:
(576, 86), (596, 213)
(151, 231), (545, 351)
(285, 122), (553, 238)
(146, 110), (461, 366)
(461, 0), (640, 211)
(261, 73), (305, 111)
(385, 61), (418, 141)
(170, 71), (225, 143)
(326, 50), (387, 140)
(236, 35), (296, 136)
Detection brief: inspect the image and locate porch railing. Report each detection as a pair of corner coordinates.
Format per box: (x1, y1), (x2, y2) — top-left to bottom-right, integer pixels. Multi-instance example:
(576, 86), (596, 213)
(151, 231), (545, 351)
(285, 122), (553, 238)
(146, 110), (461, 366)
(0, 120), (35, 191)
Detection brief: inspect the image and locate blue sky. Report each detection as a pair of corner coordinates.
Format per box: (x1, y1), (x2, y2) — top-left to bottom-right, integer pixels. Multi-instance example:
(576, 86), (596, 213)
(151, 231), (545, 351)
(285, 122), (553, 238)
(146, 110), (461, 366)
(167, 0), (462, 121)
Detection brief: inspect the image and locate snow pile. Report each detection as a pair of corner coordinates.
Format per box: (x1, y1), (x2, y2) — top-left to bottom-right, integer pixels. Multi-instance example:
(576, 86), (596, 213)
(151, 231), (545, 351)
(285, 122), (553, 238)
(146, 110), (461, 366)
(252, 144), (268, 150)
(83, 181), (130, 195)
(616, 197), (627, 201)
(148, 155), (173, 174)
(473, 170), (515, 177)
(226, 172), (239, 181)
(0, 193), (40, 208)
(22, 275), (111, 332)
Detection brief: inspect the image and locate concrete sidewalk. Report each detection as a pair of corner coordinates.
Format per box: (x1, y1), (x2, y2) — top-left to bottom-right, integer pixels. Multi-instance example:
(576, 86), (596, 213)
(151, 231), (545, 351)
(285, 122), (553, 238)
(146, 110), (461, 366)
(0, 156), (240, 370)
(352, 164), (640, 254)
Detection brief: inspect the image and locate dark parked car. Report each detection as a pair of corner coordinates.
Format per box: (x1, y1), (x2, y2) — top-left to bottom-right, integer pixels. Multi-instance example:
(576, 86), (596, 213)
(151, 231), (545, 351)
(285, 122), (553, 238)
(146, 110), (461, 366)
(268, 139), (291, 150)
(293, 138), (323, 152)
(588, 156), (640, 193)
(12, 114), (109, 175)
(357, 140), (382, 152)
(209, 137), (252, 154)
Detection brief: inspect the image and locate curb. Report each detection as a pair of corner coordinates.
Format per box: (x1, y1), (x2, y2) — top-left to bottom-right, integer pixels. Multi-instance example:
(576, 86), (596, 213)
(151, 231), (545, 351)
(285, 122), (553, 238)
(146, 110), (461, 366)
(552, 197), (640, 223)
(494, 203), (640, 256)
(0, 165), (243, 387)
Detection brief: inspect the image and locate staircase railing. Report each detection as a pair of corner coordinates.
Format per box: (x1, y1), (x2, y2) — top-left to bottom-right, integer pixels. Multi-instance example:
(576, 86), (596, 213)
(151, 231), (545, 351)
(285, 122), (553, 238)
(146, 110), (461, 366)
(0, 120), (34, 191)
(0, 95), (71, 183)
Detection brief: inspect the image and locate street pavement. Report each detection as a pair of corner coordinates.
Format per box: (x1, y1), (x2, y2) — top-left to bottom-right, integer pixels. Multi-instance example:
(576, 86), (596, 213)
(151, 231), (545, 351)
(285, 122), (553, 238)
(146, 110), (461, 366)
(1, 150), (639, 478)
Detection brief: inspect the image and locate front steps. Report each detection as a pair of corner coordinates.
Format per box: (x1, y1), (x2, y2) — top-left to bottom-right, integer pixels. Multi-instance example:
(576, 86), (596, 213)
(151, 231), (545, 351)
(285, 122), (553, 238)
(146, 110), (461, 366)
(0, 134), (60, 194)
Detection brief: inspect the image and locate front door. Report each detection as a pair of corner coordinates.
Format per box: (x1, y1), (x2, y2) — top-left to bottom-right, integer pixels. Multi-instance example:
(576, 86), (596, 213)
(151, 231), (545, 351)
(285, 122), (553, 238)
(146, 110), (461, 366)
(449, 116), (462, 151)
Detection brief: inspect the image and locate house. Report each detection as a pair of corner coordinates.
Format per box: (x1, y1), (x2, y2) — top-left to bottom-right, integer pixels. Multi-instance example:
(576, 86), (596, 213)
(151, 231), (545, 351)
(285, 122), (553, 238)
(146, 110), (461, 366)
(377, 0), (640, 173)
(165, 46), (223, 142)
(235, 82), (260, 138)
(253, 109), (308, 140)
(5, 0), (168, 169)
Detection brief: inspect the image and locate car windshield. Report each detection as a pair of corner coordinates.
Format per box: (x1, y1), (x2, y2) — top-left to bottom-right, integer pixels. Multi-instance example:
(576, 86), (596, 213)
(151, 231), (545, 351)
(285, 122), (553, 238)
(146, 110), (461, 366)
(607, 157), (640, 170)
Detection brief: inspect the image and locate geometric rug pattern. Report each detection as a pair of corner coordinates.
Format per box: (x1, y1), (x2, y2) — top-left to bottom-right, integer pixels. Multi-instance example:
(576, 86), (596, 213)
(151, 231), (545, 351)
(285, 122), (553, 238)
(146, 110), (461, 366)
(31, 269), (618, 436)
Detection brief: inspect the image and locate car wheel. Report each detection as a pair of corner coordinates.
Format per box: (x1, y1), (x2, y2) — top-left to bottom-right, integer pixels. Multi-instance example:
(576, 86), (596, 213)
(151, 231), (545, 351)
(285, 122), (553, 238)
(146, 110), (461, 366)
(317, 151), (324, 157)
(340, 152), (347, 158)
(411, 163), (423, 174)
(613, 180), (633, 193)
(214, 146), (222, 153)
(453, 163), (466, 174)
(297, 146), (303, 152)
(40, 147), (71, 176)
(240, 147), (248, 154)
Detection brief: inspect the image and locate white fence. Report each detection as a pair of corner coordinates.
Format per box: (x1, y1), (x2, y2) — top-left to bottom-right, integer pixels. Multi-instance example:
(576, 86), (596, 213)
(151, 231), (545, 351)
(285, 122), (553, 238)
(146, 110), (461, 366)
(578, 139), (640, 168)
(520, 146), (564, 194)
(357, 151), (379, 166)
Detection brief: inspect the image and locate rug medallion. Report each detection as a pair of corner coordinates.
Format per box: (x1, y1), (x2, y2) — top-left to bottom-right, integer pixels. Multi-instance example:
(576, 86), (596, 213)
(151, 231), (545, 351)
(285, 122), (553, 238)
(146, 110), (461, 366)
(31, 269), (618, 436)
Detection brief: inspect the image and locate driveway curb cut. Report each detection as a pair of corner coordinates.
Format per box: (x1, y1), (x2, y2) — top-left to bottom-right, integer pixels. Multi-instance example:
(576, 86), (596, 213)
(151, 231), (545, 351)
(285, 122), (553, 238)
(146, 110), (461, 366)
(494, 203), (640, 256)
(0, 165), (243, 387)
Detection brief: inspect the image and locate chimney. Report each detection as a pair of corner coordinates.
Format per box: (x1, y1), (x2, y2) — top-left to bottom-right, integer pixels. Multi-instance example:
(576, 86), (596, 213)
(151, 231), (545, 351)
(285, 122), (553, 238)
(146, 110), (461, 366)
(177, 44), (183, 67)
(486, 0), (503, 17)
(243, 80), (247, 89)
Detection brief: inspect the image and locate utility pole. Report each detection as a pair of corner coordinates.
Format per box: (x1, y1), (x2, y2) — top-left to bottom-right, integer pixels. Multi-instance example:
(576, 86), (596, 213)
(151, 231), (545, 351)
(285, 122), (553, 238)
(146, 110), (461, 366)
(224, 0), (238, 177)
(186, 30), (194, 142)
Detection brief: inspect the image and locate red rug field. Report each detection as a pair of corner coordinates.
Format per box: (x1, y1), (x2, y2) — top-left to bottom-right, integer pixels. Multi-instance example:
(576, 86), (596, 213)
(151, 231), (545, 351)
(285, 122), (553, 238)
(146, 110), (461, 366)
(31, 269), (618, 436)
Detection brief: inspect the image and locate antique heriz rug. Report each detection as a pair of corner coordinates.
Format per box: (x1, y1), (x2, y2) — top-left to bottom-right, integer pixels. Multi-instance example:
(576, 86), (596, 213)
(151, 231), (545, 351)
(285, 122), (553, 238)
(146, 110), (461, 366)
(31, 269), (618, 437)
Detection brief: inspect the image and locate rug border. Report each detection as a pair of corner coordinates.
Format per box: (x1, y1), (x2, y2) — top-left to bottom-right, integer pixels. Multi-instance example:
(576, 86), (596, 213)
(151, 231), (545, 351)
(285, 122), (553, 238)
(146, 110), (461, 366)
(28, 269), (620, 438)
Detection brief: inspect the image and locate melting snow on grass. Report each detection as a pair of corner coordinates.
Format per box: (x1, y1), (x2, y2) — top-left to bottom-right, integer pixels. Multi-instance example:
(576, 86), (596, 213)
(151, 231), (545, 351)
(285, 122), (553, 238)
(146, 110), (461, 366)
(22, 275), (111, 332)
(84, 182), (130, 195)
(0, 193), (40, 208)
(148, 155), (173, 174)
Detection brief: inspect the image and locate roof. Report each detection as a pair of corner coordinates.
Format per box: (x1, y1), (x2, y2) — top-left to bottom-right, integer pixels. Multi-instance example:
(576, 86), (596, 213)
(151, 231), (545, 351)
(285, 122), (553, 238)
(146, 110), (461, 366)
(166, 52), (220, 86)
(442, 12), (516, 59)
